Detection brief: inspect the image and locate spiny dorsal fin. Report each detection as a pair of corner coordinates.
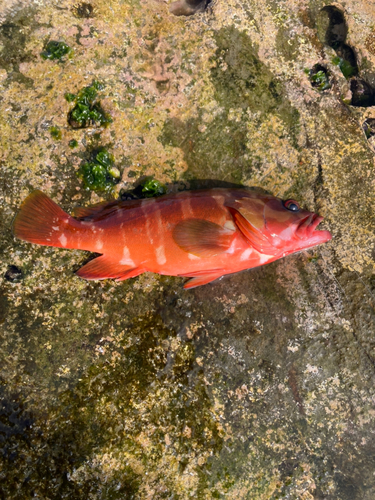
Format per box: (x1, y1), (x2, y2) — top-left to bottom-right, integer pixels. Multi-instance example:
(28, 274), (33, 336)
(172, 219), (235, 257)
(72, 198), (144, 221)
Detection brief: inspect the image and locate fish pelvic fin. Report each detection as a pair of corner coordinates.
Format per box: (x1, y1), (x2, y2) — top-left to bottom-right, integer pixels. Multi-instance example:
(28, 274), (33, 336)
(183, 272), (224, 289)
(76, 255), (145, 281)
(179, 269), (225, 289)
(13, 190), (81, 248)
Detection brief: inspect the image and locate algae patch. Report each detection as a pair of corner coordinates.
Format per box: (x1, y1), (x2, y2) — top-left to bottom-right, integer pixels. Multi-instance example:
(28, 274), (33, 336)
(78, 149), (120, 192)
(40, 41), (72, 61)
(66, 80), (113, 129)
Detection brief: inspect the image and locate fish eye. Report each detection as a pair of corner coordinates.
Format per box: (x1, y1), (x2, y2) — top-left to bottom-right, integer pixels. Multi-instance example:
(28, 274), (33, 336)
(283, 199), (300, 212)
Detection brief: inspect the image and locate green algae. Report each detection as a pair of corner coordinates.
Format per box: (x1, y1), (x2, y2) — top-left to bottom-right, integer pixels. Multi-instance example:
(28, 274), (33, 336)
(306, 66), (331, 91)
(78, 149), (120, 192)
(332, 55), (357, 79)
(141, 177), (167, 197)
(68, 139), (78, 149)
(49, 126), (62, 140)
(67, 81), (113, 129)
(40, 41), (72, 61)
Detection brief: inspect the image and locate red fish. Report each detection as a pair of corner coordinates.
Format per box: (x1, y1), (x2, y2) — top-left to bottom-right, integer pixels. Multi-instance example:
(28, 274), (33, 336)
(13, 189), (331, 289)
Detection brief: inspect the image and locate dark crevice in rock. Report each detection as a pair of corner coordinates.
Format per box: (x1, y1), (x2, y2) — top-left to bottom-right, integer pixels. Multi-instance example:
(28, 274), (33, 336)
(362, 118), (375, 152)
(318, 5), (375, 107)
(72, 2), (95, 18)
(4, 265), (23, 283)
(169, 0), (211, 17)
(308, 64), (332, 91)
(349, 78), (374, 107)
(319, 5), (348, 47)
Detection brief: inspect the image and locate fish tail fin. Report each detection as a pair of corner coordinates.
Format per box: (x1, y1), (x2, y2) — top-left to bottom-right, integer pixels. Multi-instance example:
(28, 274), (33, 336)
(13, 190), (81, 248)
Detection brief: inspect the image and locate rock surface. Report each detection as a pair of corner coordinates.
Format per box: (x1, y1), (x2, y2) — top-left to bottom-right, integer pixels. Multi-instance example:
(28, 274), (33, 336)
(1, 0), (375, 498)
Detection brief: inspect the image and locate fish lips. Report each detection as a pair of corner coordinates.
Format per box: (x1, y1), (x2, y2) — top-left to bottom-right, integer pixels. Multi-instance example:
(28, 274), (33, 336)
(295, 214), (332, 245)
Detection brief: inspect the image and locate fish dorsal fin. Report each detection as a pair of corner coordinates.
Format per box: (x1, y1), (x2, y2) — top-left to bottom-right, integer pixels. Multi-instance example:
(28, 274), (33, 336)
(229, 208), (279, 256)
(76, 255), (144, 281)
(72, 198), (144, 221)
(172, 219), (234, 257)
(72, 200), (115, 219)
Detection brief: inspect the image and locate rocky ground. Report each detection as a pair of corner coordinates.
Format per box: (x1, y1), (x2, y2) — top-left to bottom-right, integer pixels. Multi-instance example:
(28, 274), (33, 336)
(1, 0), (375, 498)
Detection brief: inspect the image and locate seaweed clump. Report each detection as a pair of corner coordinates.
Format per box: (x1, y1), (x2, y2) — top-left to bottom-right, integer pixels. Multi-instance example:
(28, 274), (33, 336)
(78, 149), (120, 192)
(140, 178), (167, 198)
(41, 41), (72, 61)
(120, 177), (167, 200)
(332, 55), (357, 79)
(306, 65), (331, 91)
(66, 81), (113, 129)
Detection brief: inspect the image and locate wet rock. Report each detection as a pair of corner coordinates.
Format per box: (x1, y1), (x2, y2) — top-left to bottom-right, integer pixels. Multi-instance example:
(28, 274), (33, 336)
(1, 0), (375, 498)
(169, 0), (209, 17)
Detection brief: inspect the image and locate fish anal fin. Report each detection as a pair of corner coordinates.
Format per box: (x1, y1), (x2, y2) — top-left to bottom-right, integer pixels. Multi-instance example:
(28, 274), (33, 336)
(173, 219), (234, 257)
(230, 209), (279, 256)
(183, 272), (224, 289)
(76, 255), (143, 281)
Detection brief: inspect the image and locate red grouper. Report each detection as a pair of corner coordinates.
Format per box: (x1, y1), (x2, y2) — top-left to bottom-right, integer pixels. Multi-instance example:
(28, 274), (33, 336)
(13, 188), (332, 289)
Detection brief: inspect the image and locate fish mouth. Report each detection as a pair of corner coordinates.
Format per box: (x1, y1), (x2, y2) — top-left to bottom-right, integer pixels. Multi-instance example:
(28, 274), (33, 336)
(296, 214), (332, 243)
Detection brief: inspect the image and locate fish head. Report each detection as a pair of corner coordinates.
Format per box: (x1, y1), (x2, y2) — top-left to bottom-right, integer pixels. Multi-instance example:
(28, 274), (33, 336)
(230, 193), (332, 256)
(263, 197), (332, 254)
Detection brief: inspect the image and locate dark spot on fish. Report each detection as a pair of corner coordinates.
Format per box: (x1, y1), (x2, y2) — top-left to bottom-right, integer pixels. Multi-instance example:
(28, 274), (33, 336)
(4, 265), (23, 282)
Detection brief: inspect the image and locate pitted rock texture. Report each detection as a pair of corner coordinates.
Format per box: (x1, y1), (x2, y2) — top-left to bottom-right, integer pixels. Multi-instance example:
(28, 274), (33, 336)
(1, 0), (375, 499)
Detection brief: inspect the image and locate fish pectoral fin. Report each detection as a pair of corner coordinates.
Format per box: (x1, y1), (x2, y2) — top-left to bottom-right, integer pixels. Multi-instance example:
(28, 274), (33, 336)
(172, 219), (234, 257)
(230, 209), (279, 256)
(76, 255), (144, 281)
(182, 271), (225, 289)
